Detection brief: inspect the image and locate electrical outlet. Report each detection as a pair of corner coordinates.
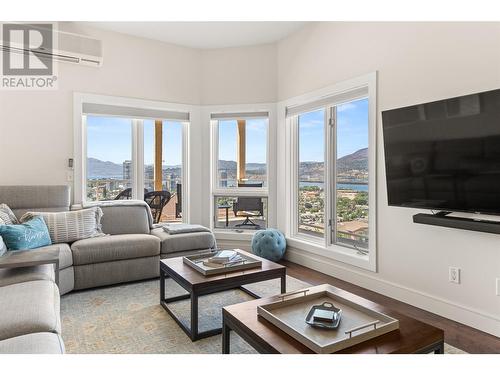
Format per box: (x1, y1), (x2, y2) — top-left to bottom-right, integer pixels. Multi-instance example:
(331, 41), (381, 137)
(496, 278), (500, 296)
(449, 267), (460, 284)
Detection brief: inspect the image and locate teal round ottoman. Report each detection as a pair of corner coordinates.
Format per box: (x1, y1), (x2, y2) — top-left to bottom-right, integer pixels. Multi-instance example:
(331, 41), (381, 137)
(251, 228), (286, 261)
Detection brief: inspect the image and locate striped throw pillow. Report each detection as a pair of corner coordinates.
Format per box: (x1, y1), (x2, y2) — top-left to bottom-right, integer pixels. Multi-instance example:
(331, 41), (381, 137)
(20, 207), (104, 244)
(0, 204), (19, 225)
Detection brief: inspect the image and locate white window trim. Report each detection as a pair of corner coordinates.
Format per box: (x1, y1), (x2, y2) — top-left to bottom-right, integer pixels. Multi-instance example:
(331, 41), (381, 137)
(278, 72), (377, 272)
(73, 92), (194, 223)
(202, 103), (277, 236)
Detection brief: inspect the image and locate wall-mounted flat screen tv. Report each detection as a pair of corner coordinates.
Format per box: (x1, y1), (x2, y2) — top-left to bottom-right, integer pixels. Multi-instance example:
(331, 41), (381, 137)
(382, 88), (500, 215)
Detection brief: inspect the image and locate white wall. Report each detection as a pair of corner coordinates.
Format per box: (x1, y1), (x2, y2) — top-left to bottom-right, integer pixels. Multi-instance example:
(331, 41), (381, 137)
(277, 22), (500, 336)
(200, 43), (277, 105)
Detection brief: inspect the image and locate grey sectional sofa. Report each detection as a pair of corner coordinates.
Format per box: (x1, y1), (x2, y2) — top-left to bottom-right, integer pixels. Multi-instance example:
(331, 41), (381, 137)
(0, 185), (216, 353)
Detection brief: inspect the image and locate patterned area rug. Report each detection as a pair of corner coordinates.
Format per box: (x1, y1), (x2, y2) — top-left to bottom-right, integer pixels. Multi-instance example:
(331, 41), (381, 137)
(60, 277), (466, 354)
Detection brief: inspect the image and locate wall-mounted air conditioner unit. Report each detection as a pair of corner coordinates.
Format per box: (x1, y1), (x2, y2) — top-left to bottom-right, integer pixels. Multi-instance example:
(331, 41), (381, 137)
(0, 24), (103, 67)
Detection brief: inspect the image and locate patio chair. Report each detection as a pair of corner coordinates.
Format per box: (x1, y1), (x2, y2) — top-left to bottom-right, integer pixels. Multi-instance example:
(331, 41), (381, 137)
(114, 188), (148, 200)
(233, 196), (264, 228)
(175, 183), (182, 218)
(144, 190), (172, 224)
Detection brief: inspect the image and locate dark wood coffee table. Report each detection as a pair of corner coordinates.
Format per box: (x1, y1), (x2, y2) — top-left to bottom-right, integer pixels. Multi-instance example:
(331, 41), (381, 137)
(222, 284), (444, 354)
(160, 251), (286, 341)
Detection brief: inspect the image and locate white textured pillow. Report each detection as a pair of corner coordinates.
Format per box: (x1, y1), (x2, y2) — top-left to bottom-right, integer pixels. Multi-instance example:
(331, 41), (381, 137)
(0, 204), (18, 225)
(0, 235), (6, 256)
(21, 207), (104, 244)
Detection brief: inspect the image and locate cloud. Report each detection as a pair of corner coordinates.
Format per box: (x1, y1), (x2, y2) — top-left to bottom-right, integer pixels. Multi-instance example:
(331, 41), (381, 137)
(299, 119), (324, 129)
(337, 102), (357, 112)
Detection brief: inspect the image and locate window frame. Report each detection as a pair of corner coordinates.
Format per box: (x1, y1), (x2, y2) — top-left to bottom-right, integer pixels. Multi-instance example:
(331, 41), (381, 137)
(282, 73), (377, 271)
(204, 103), (276, 236)
(73, 93), (193, 223)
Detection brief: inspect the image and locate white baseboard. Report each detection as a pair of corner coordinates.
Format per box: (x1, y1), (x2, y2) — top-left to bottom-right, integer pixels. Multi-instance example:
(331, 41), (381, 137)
(285, 247), (500, 338)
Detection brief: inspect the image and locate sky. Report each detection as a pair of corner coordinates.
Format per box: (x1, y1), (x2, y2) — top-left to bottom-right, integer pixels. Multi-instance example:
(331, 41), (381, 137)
(86, 98), (367, 165)
(299, 97), (368, 162)
(86, 117), (183, 165)
(218, 118), (267, 163)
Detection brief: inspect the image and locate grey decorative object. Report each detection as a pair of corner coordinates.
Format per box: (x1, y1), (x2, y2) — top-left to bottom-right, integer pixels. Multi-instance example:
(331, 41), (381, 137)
(305, 301), (342, 329)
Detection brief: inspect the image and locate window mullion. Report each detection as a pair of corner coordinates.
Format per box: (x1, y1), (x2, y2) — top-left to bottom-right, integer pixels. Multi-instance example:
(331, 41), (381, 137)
(329, 106), (337, 246)
(133, 119), (144, 200)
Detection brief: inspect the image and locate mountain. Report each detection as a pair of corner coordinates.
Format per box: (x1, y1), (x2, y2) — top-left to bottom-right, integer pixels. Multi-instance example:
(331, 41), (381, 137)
(217, 160), (266, 171)
(218, 160), (237, 170)
(337, 148), (368, 172)
(87, 158), (123, 178)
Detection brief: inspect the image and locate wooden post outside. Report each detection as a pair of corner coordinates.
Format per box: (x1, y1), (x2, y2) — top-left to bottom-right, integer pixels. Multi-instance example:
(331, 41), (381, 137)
(237, 120), (246, 183)
(154, 120), (163, 191)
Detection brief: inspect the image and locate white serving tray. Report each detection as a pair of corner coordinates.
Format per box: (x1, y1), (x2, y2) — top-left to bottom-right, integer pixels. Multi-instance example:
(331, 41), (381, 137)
(183, 250), (262, 276)
(257, 285), (399, 353)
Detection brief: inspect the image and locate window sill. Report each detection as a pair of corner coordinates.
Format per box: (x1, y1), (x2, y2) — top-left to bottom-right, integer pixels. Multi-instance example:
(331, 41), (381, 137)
(213, 229), (255, 241)
(286, 236), (375, 272)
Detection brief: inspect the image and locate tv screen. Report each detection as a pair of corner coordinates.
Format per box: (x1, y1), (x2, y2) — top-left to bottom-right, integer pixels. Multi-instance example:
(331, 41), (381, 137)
(382, 88), (500, 215)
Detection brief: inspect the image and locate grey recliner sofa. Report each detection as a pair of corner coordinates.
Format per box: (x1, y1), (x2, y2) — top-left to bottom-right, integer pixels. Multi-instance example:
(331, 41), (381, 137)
(0, 185), (216, 353)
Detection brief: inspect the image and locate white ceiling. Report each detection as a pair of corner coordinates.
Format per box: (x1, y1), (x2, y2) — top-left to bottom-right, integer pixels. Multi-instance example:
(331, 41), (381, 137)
(84, 22), (308, 49)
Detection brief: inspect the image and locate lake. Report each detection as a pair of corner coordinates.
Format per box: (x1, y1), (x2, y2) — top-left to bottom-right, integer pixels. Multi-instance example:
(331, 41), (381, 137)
(299, 181), (368, 192)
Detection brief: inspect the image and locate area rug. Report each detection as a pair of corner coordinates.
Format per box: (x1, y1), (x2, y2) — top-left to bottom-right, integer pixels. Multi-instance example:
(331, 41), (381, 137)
(60, 277), (466, 354)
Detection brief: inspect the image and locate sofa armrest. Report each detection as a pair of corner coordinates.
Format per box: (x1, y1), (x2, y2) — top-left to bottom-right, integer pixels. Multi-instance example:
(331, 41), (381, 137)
(0, 248), (60, 285)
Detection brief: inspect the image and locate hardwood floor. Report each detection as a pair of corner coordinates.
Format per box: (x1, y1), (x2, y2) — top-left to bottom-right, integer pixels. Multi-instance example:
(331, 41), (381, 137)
(281, 260), (500, 354)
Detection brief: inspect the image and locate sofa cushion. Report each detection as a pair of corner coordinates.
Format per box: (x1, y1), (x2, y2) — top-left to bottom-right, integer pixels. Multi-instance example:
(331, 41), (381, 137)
(150, 227), (216, 254)
(87, 201), (153, 235)
(71, 234), (160, 265)
(21, 207), (104, 244)
(0, 280), (60, 341)
(0, 264), (55, 288)
(0, 216), (52, 250)
(0, 332), (65, 354)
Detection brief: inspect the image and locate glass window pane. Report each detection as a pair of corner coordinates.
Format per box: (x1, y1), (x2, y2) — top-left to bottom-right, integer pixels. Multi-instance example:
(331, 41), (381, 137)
(217, 118), (267, 188)
(86, 116), (132, 201)
(298, 109), (325, 237)
(335, 98), (369, 251)
(218, 120), (238, 188)
(144, 119), (183, 223)
(214, 196), (268, 230)
(245, 119), (267, 187)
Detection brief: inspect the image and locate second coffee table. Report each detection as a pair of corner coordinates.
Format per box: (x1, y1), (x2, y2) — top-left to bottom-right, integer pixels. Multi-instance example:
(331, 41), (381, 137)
(160, 250), (286, 341)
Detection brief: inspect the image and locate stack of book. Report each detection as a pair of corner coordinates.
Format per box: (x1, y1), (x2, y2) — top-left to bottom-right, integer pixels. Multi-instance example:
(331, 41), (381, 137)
(202, 250), (245, 268)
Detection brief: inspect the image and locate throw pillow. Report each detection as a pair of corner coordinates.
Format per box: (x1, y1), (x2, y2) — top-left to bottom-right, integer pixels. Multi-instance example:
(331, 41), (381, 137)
(20, 206), (104, 244)
(0, 203), (19, 225)
(0, 216), (52, 250)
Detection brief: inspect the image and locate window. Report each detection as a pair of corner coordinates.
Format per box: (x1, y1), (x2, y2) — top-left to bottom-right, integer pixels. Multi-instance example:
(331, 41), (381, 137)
(86, 116), (133, 201)
(334, 99), (369, 252)
(77, 96), (190, 224)
(144, 120), (184, 222)
(286, 74), (376, 268)
(211, 111), (270, 231)
(298, 109), (325, 237)
(215, 116), (268, 189)
(214, 196), (268, 230)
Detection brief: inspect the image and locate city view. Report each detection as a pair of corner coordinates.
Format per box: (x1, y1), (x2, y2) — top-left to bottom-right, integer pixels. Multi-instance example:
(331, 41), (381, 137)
(86, 117), (183, 222)
(298, 98), (369, 250)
